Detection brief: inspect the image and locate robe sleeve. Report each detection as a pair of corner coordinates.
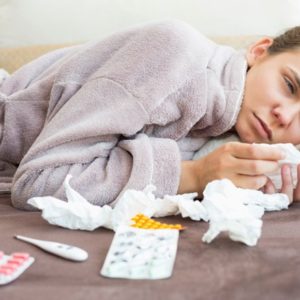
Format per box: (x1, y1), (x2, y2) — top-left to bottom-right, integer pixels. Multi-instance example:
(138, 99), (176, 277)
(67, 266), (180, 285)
(11, 76), (181, 210)
(11, 20), (212, 210)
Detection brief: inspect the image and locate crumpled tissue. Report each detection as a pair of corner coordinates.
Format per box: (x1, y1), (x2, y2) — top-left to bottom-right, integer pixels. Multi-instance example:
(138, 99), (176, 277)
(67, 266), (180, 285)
(28, 175), (114, 230)
(263, 143), (300, 189)
(28, 174), (289, 246)
(28, 174), (198, 231)
(201, 179), (289, 246)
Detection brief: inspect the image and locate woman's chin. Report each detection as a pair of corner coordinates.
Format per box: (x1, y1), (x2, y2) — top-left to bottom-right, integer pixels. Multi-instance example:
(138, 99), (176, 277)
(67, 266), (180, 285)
(237, 133), (254, 144)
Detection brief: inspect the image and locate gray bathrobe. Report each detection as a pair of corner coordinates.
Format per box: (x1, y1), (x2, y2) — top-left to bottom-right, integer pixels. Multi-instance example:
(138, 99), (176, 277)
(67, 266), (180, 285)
(0, 20), (247, 210)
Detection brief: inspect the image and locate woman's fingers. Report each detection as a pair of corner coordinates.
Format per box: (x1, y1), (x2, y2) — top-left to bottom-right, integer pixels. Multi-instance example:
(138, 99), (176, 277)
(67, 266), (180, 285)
(234, 159), (280, 175)
(232, 174), (268, 190)
(220, 142), (282, 176)
(225, 142), (285, 161)
(264, 177), (276, 194)
(293, 164), (300, 202)
(236, 165), (296, 205)
(280, 164), (293, 204)
(198, 142), (288, 193)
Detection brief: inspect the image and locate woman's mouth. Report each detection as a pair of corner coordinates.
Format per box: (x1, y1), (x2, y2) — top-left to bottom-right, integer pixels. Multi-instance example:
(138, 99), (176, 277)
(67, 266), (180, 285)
(253, 113), (272, 141)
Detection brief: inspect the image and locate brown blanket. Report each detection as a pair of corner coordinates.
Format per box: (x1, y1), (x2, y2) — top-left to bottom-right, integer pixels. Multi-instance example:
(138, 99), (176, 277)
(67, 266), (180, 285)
(1, 193), (300, 300)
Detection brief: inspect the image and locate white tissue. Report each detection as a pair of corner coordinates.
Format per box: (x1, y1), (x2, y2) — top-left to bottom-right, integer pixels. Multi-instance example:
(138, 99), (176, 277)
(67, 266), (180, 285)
(28, 175), (289, 246)
(28, 175), (114, 231)
(27, 175), (197, 231)
(111, 186), (199, 230)
(201, 179), (289, 246)
(263, 143), (300, 189)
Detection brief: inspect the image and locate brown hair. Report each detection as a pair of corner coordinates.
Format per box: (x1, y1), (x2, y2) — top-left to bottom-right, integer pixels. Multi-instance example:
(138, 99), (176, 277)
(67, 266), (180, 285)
(268, 26), (300, 54)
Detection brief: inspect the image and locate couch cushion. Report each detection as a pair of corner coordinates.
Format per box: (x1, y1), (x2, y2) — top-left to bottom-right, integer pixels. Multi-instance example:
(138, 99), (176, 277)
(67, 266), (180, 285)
(0, 36), (259, 73)
(1, 192), (300, 299)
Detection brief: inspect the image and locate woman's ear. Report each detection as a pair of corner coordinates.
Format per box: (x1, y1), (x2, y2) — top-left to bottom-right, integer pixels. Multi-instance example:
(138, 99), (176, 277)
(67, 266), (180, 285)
(246, 37), (274, 67)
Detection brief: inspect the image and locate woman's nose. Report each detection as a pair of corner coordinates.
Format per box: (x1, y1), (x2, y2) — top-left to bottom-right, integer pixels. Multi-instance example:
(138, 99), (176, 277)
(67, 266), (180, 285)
(272, 103), (300, 126)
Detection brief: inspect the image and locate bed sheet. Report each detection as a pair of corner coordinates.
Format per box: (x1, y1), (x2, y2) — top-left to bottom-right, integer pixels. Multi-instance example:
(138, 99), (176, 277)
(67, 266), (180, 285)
(1, 193), (300, 300)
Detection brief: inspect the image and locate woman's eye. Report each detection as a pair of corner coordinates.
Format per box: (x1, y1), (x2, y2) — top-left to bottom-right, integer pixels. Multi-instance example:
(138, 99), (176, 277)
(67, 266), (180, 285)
(284, 77), (295, 94)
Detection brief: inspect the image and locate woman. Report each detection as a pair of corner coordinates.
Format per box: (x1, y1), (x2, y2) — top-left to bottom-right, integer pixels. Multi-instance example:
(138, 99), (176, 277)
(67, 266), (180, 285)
(0, 20), (299, 209)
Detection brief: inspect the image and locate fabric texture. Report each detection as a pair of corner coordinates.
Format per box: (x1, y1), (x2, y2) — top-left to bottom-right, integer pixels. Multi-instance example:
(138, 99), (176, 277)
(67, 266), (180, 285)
(0, 20), (247, 210)
(1, 193), (300, 300)
(0, 36), (258, 73)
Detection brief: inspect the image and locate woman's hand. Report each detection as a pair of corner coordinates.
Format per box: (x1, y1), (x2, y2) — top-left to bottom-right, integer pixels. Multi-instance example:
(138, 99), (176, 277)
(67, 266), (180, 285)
(178, 142), (284, 196)
(263, 164), (300, 204)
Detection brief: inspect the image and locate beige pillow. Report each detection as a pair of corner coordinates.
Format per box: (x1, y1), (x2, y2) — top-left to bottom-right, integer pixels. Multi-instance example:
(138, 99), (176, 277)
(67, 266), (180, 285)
(0, 36), (259, 73)
(0, 44), (72, 73)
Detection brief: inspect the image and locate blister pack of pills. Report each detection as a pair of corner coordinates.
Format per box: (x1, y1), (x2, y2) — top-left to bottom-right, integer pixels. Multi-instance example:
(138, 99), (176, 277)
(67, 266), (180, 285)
(131, 214), (185, 230)
(0, 251), (34, 285)
(100, 226), (179, 280)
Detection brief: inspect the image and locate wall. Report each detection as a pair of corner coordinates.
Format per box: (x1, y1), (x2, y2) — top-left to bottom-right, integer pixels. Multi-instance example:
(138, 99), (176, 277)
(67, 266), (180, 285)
(0, 0), (299, 46)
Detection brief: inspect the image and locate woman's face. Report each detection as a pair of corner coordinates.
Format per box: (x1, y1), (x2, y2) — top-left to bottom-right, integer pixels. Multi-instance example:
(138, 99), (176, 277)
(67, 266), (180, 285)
(235, 39), (300, 145)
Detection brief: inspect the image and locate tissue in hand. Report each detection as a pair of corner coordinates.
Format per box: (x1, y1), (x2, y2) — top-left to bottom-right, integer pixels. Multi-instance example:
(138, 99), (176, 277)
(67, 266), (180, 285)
(263, 143), (300, 189)
(194, 138), (300, 189)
